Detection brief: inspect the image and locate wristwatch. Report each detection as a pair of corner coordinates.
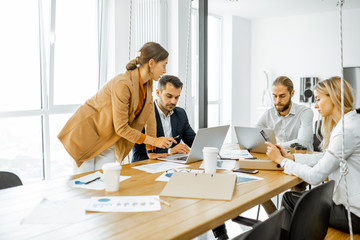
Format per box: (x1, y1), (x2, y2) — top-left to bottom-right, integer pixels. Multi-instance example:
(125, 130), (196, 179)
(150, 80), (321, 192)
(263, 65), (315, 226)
(147, 149), (156, 153)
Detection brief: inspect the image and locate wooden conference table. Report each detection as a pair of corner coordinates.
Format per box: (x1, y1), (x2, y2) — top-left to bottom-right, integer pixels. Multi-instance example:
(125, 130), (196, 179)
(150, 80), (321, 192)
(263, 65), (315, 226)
(0, 153), (302, 240)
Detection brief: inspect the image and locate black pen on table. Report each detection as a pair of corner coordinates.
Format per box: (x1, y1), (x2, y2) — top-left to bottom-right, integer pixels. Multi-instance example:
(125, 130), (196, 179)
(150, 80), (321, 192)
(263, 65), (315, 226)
(218, 153), (238, 160)
(85, 177), (101, 184)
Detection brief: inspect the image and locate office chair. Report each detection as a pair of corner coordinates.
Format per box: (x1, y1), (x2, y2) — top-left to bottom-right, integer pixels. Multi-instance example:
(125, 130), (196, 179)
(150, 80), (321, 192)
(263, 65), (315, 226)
(313, 120), (323, 152)
(0, 171), (23, 190)
(232, 208), (285, 240)
(284, 180), (335, 240)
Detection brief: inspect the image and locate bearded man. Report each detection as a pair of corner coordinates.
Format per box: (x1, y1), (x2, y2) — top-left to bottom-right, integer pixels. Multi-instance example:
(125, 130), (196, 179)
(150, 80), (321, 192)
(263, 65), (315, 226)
(255, 76), (314, 151)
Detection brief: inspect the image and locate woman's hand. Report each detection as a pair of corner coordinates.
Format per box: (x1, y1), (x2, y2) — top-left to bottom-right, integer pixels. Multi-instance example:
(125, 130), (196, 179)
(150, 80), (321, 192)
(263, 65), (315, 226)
(275, 144), (295, 160)
(148, 153), (168, 160)
(153, 137), (177, 149)
(170, 143), (190, 154)
(265, 142), (285, 164)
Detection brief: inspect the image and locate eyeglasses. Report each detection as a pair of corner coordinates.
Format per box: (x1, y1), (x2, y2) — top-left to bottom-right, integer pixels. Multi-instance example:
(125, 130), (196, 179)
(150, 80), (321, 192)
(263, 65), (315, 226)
(165, 168), (191, 178)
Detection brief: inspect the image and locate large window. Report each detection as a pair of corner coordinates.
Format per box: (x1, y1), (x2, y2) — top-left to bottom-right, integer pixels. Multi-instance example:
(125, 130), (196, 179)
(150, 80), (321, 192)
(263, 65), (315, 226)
(0, 1), (41, 112)
(0, 0), (99, 182)
(53, 0), (98, 105)
(0, 0), (167, 182)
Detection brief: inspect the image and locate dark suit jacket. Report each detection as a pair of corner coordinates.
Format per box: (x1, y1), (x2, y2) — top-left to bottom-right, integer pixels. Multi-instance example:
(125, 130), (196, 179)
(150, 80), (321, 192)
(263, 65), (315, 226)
(131, 103), (196, 162)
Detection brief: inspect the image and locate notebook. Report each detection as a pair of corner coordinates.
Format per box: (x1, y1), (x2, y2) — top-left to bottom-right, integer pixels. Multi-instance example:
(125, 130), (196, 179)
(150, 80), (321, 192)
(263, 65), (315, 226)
(234, 126), (276, 153)
(160, 172), (236, 200)
(157, 125), (230, 164)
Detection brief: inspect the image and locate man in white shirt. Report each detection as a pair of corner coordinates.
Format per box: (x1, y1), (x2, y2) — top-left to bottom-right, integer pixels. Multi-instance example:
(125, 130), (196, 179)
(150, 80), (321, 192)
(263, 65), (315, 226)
(256, 76), (314, 215)
(255, 76), (314, 151)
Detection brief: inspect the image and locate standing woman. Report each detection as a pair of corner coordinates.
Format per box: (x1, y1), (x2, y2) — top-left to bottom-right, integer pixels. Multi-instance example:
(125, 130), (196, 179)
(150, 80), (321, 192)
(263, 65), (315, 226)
(266, 76), (360, 233)
(58, 42), (176, 172)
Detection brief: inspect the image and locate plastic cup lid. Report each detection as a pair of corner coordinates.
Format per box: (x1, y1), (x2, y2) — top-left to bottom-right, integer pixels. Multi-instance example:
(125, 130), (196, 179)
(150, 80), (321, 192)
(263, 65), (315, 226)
(202, 147), (219, 152)
(102, 162), (122, 171)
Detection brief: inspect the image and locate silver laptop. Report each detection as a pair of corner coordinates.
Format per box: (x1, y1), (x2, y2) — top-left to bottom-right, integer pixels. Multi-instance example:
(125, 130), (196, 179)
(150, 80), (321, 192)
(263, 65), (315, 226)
(234, 126), (276, 153)
(158, 125), (230, 164)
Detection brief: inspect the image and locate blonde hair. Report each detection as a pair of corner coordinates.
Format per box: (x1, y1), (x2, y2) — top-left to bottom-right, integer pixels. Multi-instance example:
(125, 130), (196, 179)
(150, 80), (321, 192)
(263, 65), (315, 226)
(315, 76), (354, 150)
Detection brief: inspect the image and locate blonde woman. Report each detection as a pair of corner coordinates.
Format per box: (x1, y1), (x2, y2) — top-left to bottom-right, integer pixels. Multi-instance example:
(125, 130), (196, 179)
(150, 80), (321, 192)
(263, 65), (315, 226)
(58, 42), (176, 173)
(266, 77), (360, 233)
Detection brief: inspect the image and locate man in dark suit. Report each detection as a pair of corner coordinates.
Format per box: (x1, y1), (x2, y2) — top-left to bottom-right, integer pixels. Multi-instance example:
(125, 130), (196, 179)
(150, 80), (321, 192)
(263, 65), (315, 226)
(132, 75), (195, 162)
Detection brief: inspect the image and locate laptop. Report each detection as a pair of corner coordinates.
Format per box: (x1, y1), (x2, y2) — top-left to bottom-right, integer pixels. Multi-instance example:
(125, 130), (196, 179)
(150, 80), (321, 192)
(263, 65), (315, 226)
(158, 125), (230, 164)
(234, 126), (276, 153)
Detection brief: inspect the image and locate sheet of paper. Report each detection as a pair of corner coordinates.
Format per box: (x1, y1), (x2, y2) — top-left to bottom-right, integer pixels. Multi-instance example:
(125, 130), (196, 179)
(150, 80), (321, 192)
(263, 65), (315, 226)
(22, 198), (90, 224)
(219, 149), (254, 159)
(156, 169), (204, 182)
(199, 160), (236, 170)
(234, 172), (263, 185)
(69, 171), (131, 190)
(86, 196), (161, 212)
(132, 162), (188, 173)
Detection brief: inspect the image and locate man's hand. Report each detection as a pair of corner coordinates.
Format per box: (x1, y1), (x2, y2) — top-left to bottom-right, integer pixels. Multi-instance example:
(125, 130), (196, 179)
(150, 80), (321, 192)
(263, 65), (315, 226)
(170, 143), (190, 154)
(147, 153), (168, 160)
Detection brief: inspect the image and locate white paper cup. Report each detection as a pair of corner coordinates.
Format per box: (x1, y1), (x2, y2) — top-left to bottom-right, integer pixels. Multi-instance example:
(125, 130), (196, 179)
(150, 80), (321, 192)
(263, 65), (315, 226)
(102, 162), (122, 192)
(203, 147), (219, 174)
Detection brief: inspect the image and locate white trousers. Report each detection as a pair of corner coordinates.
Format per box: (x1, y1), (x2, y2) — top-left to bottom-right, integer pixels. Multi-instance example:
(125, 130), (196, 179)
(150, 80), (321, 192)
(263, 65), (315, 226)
(72, 145), (116, 174)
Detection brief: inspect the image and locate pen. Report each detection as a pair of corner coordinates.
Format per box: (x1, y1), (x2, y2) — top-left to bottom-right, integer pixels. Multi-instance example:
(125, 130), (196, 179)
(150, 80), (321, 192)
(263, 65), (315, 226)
(159, 199), (171, 206)
(84, 177), (101, 184)
(170, 135), (180, 148)
(218, 154), (233, 160)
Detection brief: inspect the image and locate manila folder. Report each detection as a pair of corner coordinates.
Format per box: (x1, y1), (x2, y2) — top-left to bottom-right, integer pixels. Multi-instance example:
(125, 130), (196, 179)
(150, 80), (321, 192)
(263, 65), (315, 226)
(160, 172), (236, 201)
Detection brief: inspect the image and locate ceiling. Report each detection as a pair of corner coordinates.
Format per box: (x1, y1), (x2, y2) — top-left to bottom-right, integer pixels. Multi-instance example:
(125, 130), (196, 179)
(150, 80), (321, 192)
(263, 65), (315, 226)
(207, 0), (360, 19)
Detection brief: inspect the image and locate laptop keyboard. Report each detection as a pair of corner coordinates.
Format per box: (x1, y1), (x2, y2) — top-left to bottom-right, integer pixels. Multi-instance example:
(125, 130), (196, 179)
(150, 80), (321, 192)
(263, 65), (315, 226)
(173, 156), (188, 161)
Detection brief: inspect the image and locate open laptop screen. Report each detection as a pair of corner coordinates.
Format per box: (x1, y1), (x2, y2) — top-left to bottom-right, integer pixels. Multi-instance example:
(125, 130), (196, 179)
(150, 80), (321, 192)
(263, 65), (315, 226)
(234, 126), (276, 153)
(158, 125), (230, 164)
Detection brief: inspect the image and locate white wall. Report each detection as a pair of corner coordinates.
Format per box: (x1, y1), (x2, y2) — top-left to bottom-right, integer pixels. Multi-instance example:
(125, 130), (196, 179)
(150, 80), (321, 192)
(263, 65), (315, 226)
(222, 15), (251, 142)
(250, 8), (360, 125)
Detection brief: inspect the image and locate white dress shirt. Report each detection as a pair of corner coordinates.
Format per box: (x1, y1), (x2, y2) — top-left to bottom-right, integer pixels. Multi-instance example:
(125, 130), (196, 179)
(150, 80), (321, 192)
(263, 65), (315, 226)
(255, 102), (314, 151)
(155, 100), (174, 138)
(282, 110), (360, 217)
(155, 100), (174, 153)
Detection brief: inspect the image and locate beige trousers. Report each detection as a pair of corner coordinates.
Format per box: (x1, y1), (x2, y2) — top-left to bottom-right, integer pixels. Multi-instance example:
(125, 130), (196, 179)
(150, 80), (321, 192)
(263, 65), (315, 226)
(72, 145), (115, 174)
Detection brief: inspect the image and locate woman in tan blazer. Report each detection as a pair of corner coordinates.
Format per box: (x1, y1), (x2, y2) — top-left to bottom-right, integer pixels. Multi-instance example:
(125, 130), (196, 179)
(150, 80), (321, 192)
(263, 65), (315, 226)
(58, 42), (176, 170)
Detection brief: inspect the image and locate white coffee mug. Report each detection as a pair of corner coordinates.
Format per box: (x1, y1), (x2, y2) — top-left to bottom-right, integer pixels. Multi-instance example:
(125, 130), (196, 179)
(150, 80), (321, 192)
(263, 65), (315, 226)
(202, 147), (219, 174)
(102, 162), (122, 192)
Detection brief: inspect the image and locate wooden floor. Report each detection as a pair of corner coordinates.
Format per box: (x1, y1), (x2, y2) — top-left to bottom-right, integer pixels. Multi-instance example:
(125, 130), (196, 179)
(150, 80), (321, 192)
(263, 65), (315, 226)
(325, 227), (360, 240)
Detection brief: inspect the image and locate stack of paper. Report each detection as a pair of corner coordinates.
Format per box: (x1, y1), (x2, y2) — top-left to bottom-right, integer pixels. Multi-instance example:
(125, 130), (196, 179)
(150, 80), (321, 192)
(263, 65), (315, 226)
(219, 149), (255, 159)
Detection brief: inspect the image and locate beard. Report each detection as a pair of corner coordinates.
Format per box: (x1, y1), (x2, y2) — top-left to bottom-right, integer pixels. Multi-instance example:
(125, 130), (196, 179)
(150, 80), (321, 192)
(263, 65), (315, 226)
(159, 100), (175, 113)
(164, 103), (176, 111)
(275, 100), (291, 114)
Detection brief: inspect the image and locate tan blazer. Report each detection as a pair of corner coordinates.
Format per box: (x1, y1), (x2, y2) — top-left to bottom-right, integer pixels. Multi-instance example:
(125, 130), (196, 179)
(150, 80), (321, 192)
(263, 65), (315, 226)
(58, 70), (156, 167)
